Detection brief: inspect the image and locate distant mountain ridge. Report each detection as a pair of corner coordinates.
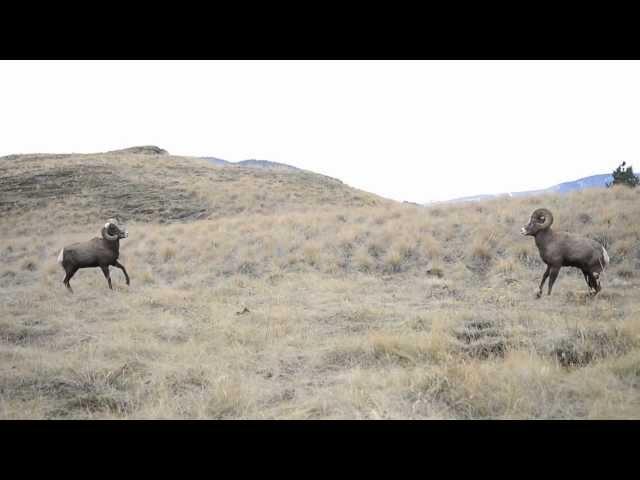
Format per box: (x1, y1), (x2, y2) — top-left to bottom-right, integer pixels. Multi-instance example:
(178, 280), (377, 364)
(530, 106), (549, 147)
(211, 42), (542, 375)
(440, 173), (613, 204)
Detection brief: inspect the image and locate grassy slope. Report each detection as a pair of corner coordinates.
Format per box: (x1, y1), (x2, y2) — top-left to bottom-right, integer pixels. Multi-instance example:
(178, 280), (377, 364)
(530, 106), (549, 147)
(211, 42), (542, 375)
(1, 150), (639, 419)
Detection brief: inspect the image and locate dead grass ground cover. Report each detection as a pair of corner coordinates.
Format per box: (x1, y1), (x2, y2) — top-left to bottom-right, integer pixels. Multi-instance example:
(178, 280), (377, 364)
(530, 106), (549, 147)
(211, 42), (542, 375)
(1, 150), (639, 418)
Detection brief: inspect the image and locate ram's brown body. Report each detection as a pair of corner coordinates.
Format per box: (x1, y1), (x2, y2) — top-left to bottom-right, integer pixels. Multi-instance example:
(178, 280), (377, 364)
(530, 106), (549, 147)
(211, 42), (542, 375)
(522, 208), (609, 297)
(534, 229), (608, 273)
(61, 236), (121, 269)
(58, 220), (130, 293)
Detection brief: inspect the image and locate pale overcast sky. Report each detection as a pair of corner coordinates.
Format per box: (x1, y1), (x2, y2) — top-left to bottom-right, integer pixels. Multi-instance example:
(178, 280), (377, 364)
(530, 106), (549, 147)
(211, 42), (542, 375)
(1, 60), (639, 203)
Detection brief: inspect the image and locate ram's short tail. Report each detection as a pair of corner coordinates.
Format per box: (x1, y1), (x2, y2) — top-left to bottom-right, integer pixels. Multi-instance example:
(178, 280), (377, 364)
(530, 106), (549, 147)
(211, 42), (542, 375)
(57, 248), (64, 264)
(596, 246), (610, 277)
(602, 246), (610, 269)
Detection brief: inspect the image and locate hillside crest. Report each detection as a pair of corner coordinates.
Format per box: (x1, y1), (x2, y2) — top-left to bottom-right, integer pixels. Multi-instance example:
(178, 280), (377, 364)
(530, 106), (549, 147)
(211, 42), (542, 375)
(106, 146), (169, 155)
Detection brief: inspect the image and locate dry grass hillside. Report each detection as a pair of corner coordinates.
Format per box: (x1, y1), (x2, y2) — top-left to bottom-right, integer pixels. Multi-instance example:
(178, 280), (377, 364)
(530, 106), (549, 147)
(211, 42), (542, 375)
(0, 147), (382, 225)
(1, 148), (639, 419)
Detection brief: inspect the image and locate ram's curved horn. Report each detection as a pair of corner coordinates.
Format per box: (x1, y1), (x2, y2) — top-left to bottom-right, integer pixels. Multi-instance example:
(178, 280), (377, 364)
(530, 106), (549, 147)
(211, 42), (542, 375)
(531, 208), (553, 230)
(102, 220), (118, 241)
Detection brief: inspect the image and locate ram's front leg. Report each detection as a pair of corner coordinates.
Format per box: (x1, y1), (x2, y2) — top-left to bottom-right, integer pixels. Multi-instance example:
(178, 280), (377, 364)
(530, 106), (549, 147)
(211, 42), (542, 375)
(536, 265), (550, 298)
(113, 260), (130, 286)
(547, 266), (561, 296)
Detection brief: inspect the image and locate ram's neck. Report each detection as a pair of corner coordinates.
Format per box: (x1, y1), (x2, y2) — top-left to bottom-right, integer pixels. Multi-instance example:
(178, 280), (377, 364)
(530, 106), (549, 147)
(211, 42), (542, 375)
(104, 238), (120, 256)
(534, 228), (553, 251)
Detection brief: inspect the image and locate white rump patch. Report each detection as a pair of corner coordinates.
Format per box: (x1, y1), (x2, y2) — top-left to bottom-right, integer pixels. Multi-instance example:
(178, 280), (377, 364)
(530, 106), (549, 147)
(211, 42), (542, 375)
(602, 247), (610, 267)
(57, 248), (64, 263)
(104, 222), (110, 229)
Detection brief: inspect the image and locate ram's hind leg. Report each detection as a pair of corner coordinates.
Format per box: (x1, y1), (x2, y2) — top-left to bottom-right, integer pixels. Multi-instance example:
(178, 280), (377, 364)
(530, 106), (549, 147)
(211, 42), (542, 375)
(100, 265), (113, 290)
(582, 270), (596, 295)
(63, 266), (78, 293)
(589, 272), (602, 296)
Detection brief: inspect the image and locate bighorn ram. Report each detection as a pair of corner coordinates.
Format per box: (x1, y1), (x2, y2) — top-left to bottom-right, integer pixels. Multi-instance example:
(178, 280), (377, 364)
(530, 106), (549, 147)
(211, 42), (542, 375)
(57, 218), (130, 292)
(521, 208), (609, 297)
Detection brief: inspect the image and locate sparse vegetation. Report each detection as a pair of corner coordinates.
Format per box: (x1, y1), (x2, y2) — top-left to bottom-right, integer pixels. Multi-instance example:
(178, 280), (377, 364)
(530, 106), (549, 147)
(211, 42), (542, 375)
(1, 150), (639, 419)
